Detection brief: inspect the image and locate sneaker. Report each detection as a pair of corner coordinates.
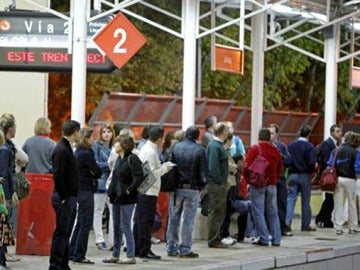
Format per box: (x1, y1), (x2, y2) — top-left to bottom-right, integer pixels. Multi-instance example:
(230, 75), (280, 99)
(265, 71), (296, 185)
(5, 253), (20, 262)
(221, 237), (235, 246)
(244, 236), (259, 244)
(72, 258), (95, 264)
(118, 257), (136, 264)
(96, 242), (108, 250)
(0, 266), (11, 270)
(179, 251), (199, 258)
(281, 230), (293, 236)
(349, 229), (360, 234)
(336, 229), (344, 235)
(151, 237), (160, 244)
(102, 256), (119, 263)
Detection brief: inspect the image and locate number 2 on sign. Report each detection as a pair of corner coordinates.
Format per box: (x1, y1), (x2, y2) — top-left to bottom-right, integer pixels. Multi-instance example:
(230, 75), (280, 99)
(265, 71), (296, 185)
(113, 28), (127, 54)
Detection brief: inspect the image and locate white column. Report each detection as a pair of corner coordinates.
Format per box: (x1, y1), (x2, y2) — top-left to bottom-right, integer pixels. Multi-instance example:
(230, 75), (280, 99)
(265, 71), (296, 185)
(71, 0), (88, 126)
(181, 0), (198, 130)
(250, 0), (266, 145)
(324, 24), (339, 139)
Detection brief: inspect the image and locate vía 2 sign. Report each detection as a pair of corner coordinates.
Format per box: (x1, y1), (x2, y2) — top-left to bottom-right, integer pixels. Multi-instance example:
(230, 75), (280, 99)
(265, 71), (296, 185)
(0, 10), (116, 72)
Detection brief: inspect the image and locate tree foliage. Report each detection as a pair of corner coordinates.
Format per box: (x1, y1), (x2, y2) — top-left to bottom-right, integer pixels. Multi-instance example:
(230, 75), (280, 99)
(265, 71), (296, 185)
(49, 0), (360, 127)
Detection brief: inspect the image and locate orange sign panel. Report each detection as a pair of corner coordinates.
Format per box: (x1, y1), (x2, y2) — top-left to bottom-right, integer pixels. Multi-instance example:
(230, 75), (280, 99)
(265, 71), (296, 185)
(93, 12), (146, 69)
(214, 45), (244, 74)
(351, 67), (360, 89)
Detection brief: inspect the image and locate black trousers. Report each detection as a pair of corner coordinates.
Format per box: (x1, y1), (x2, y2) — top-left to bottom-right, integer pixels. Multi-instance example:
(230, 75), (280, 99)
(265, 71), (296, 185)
(69, 191), (94, 261)
(316, 193), (334, 227)
(49, 192), (77, 270)
(277, 177), (288, 232)
(134, 194), (157, 256)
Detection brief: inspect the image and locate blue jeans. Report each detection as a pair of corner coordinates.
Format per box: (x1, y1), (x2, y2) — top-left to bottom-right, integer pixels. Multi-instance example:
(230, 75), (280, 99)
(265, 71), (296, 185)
(112, 203), (135, 258)
(166, 189), (200, 255)
(249, 185), (281, 245)
(286, 173), (312, 229)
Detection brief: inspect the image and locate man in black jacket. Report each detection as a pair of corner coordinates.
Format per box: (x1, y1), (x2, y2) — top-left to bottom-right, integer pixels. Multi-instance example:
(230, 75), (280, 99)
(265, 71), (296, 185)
(49, 120), (80, 270)
(315, 124), (342, 228)
(166, 126), (207, 258)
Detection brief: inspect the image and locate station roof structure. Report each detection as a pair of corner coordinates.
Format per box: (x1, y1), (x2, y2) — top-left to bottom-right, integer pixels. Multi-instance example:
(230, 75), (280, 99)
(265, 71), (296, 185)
(16, 0), (360, 138)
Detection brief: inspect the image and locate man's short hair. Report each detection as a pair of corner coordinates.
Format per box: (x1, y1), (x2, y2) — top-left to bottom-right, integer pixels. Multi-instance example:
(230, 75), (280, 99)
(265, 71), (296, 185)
(204, 115), (217, 129)
(141, 125), (153, 140)
(268, 123), (279, 134)
(330, 124), (340, 133)
(185, 126), (199, 140)
(62, 120), (81, 137)
(258, 128), (270, 141)
(149, 126), (164, 142)
(299, 124), (311, 137)
(214, 122), (228, 137)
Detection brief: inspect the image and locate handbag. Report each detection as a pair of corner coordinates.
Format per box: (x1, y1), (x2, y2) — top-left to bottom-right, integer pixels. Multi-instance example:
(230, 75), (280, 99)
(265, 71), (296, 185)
(319, 150), (338, 192)
(136, 161), (157, 194)
(244, 144), (269, 188)
(16, 172), (31, 200)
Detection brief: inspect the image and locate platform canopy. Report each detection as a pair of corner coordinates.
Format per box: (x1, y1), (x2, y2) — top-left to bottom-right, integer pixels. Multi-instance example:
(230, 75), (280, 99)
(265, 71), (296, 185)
(15, 0), (360, 140)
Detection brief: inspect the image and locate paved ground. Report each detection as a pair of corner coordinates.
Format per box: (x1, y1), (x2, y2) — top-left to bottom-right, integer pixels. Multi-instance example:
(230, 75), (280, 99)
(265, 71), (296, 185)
(7, 217), (360, 270)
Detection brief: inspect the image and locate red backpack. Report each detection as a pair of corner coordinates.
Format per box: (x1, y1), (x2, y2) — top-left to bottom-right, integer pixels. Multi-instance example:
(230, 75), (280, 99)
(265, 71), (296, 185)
(245, 144), (269, 188)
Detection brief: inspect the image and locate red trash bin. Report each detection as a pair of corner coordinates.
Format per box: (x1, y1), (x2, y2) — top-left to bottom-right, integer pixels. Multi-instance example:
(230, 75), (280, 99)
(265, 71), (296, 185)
(16, 174), (55, 255)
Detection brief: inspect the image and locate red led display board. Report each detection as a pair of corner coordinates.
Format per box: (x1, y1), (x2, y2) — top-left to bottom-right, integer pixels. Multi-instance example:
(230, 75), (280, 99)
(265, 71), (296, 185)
(0, 10), (115, 72)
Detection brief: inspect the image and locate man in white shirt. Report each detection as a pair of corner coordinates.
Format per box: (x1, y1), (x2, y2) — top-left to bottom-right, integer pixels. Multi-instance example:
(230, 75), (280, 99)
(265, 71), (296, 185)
(135, 126), (172, 260)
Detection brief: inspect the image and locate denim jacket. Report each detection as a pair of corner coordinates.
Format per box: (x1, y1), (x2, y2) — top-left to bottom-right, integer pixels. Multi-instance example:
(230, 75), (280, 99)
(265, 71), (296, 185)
(92, 141), (111, 192)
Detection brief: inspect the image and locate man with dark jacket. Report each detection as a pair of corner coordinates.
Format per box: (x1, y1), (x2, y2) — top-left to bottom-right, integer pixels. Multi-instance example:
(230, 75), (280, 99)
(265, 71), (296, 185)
(166, 126), (207, 258)
(286, 125), (317, 232)
(49, 120), (80, 270)
(315, 124), (342, 228)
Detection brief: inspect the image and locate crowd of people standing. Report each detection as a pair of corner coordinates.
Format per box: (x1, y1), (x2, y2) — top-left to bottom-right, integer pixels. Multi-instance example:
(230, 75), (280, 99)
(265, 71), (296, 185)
(0, 112), (359, 270)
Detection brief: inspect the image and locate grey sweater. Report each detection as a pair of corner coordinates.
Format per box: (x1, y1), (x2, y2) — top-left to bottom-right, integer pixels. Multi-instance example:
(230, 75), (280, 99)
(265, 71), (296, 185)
(22, 135), (56, 173)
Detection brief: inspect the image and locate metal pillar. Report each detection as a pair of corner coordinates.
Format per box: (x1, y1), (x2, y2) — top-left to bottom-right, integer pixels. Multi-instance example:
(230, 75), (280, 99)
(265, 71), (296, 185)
(250, 0), (267, 145)
(181, 0), (198, 130)
(71, 0), (88, 126)
(323, 24), (339, 139)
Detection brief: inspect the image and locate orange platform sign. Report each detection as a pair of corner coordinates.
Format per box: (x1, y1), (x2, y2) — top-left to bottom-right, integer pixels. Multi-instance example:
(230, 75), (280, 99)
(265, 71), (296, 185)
(214, 44), (244, 74)
(351, 66), (360, 89)
(93, 12), (146, 69)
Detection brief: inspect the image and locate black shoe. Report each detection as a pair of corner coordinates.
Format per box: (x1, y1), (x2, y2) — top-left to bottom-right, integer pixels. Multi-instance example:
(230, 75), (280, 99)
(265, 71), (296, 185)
(208, 243), (228, 248)
(167, 251), (179, 257)
(179, 251), (199, 258)
(252, 240), (270, 246)
(140, 251), (161, 260)
(301, 226), (316, 232)
(72, 258), (95, 264)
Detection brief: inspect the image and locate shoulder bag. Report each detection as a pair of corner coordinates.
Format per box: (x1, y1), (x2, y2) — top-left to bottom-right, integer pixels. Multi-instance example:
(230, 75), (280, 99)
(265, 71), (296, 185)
(319, 149), (338, 192)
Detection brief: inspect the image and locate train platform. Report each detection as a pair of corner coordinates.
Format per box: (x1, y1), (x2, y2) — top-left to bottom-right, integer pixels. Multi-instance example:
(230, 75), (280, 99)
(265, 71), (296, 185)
(7, 216), (360, 270)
